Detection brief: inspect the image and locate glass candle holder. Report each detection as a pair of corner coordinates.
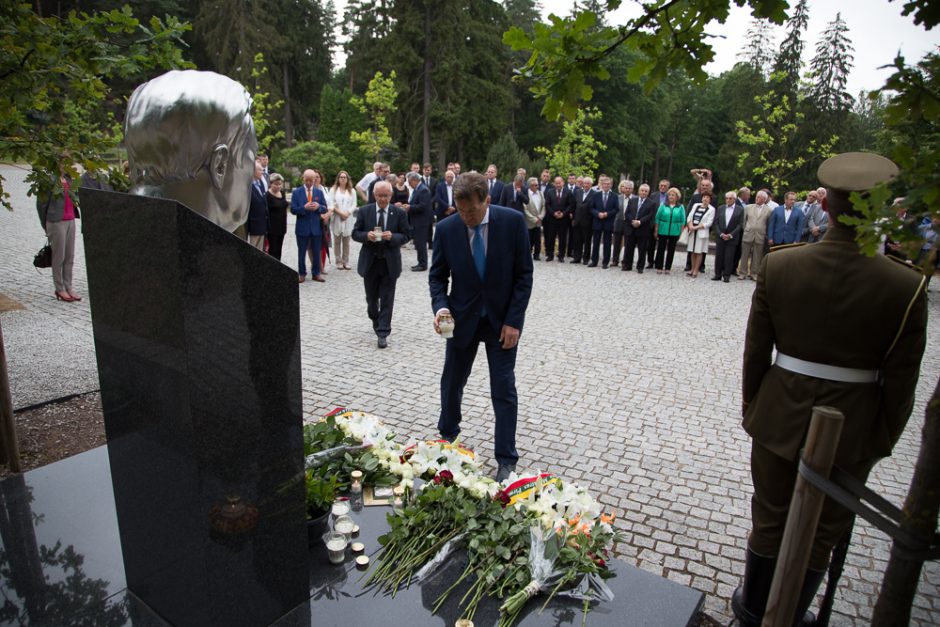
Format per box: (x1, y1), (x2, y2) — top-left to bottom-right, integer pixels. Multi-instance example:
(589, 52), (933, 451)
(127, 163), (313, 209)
(333, 514), (355, 542)
(331, 499), (350, 521)
(324, 531), (347, 564)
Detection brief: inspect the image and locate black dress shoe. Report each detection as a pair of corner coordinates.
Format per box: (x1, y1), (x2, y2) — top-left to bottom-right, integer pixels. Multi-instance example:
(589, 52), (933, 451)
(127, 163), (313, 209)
(571, 258), (581, 264)
(723, 276), (730, 282)
(602, 263), (609, 269)
(636, 268), (643, 274)
(533, 255), (540, 261)
(711, 276), (721, 281)
(546, 256), (554, 262)
(646, 263), (654, 269)
(411, 265), (427, 272)
(621, 265), (631, 271)
(557, 257), (564, 263)
(377, 337), (388, 349)
(587, 262), (598, 267)
(495, 464), (516, 482)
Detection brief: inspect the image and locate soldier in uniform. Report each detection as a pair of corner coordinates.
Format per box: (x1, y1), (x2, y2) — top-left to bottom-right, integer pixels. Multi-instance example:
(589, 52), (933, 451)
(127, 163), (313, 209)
(732, 152), (928, 626)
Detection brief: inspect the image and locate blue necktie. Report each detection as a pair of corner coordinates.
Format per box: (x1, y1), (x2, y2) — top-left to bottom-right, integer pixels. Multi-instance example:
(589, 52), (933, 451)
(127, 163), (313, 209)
(473, 224), (485, 280)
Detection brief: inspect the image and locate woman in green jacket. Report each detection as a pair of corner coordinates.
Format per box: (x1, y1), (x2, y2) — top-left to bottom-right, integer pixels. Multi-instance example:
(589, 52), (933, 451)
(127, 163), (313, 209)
(654, 187), (686, 273)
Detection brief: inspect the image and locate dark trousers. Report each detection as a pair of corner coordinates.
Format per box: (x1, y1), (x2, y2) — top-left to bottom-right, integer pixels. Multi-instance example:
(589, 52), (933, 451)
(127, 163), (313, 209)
(413, 224), (429, 267)
(646, 236), (656, 267)
(296, 234), (322, 277)
(733, 239), (742, 274)
(363, 259), (396, 337)
(749, 442), (874, 570)
(543, 220), (568, 260)
(590, 229), (612, 265)
(623, 231), (650, 269)
(571, 223), (592, 262)
(267, 232), (285, 261)
(714, 237), (737, 279)
(528, 227), (541, 258)
(612, 230), (624, 265)
(655, 235), (679, 270)
(438, 317), (519, 466)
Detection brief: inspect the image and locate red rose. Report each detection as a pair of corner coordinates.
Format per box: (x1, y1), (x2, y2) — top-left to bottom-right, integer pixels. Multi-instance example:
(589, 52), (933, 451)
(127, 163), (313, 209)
(494, 490), (511, 507)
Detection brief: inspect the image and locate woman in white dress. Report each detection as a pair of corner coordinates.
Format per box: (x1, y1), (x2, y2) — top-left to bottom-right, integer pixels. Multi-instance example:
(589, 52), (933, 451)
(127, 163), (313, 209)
(686, 192), (715, 278)
(329, 170), (358, 270)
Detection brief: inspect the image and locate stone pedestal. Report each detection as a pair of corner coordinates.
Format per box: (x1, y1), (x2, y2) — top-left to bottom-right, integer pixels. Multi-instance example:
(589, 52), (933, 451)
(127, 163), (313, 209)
(80, 190), (308, 627)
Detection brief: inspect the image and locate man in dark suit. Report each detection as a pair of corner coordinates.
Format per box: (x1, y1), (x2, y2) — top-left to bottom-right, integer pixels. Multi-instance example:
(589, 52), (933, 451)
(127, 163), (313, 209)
(435, 170), (457, 222)
(404, 172), (433, 271)
(733, 153), (927, 626)
(290, 169), (329, 282)
(612, 180), (635, 267)
(542, 176), (574, 262)
(366, 163), (391, 203)
(484, 164), (505, 207)
(571, 176), (595, 264)
(499, 174), (528, 213)
(422, 162), (436, 194)
(538, 169), (552, 195)
(429, 172), (533, 482)
(766, 191), (805, 246)
(622, 183), (657, 272)
(646, 178), (670, 268)
(589, 175), (617, 268)
(712, 191), (744, 282)
(246, 161), (268, 250)
(352, 181), (411, 348)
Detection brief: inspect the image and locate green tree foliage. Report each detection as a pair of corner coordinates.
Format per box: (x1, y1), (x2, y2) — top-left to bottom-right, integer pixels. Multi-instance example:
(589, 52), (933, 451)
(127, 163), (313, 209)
(536, 107), (606, 176)
(504, 0), (791, 120)
(0, 2), (191, 208)
(735, 73), (837, 192)
(194, 0), (278, 88)
(808, 12), (855, 112)
(277, 140), (346, 186)
(318, 85), (368, 174)
(737, 18), (777, 79)
(350, 71), (398, 161)
(484, 134), (543, 181)
(771, 0), (809, 93)
(250, 53), (285, 155)
(342, 0), (394, 93)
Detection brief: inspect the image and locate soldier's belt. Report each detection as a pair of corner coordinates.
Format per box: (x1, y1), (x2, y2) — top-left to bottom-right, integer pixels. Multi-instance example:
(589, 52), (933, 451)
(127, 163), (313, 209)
(775, 352), (879, 383)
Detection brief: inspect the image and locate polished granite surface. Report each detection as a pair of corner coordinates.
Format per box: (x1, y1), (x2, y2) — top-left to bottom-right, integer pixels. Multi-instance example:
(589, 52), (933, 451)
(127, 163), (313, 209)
(80, 190), (308, 626)
(0, 446), (703, 626)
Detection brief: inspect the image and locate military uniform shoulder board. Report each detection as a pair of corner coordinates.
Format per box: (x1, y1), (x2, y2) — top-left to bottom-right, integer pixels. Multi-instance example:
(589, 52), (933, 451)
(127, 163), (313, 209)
(886, 254), (924, 274)
(768, 242), (806, 253)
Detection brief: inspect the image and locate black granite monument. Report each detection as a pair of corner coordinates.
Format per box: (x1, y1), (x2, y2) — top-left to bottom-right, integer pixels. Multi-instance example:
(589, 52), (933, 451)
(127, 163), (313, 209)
(79, 190), (308, 626)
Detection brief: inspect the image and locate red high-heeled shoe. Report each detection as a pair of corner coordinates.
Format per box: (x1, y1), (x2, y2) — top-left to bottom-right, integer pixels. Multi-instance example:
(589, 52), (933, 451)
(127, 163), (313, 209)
(67, 292), (82, 301)
(55, 291), (75, 302)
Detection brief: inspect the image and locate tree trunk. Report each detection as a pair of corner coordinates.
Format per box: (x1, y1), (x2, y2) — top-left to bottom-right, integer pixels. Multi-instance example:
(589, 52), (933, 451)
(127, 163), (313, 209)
(872, 376), (940, 625)
(653, 146), (660, 184)
(282, 62), (294, 147)
(421, 3), (432, 166)
(0, 320), (21, 472)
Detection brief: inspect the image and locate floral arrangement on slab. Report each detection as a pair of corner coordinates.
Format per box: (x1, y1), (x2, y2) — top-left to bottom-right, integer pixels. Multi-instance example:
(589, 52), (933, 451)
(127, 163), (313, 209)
(312, 408), (624, 627)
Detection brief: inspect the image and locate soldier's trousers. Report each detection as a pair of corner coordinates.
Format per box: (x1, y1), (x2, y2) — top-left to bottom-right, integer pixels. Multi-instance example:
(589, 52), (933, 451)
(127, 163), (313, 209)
(748, 441), (875, 570)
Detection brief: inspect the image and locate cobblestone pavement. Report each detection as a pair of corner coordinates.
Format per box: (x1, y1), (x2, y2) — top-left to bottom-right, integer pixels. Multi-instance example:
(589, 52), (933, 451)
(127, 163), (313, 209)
(1, 164), (938, 624)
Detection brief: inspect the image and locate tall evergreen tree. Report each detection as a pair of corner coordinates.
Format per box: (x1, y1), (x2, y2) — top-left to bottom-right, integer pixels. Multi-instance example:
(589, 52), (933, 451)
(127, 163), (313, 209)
(342, 0), (395, 93)
(771, 0), (810, 92)
(737, 18), (777, 79)
(808, 12), (855, 112)
(194, 0), (279, 87)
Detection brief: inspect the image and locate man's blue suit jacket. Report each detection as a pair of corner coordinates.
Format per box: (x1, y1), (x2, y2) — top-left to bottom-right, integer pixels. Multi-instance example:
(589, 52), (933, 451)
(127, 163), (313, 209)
(429, 205), (534, 348)
(591, 191), (618, 231)
(767, 204), (805, 245)
(290, 186), (328, 236)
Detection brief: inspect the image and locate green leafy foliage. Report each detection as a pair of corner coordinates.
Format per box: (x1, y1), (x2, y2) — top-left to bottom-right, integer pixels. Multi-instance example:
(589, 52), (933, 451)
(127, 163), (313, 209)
(318, 84), (368, 176)
(536, 107), (606, 176)
(249, 53), (285, 155)
(277, 140), (346, 187)
(350, 70), (398, 161)
(0, 3), (191, 208)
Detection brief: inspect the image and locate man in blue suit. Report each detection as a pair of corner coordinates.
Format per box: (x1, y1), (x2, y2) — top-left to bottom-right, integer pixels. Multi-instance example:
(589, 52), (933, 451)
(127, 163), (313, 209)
(404, 172), (433, 271)
(590, 175), (618, 267)
(484, 164), (504, 208)
(434, 169), (457, 222)
(766, 191), (805, 246)
(291, 169), (328, 282)
(499, 174), (529, 213)
(429, 171), (534, 482)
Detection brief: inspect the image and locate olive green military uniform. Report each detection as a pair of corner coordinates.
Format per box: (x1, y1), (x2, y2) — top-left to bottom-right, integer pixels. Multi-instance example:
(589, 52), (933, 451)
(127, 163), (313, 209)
(742, 227), (927, 569)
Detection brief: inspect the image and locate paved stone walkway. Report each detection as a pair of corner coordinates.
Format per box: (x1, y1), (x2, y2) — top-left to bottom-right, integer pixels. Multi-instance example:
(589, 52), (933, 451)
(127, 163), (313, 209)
(1, 164), (938, 624)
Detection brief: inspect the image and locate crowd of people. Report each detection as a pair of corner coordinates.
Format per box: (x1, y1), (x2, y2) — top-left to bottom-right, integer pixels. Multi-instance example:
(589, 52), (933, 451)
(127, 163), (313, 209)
(247, 158), (930, 284)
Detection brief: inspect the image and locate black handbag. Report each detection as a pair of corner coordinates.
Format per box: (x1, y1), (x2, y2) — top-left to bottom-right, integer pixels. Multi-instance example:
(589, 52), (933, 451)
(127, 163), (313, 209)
(33, 242), (52, 268)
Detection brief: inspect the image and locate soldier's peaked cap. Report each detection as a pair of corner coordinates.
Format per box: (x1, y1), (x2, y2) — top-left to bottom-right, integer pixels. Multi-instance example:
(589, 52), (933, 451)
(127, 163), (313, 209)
(817, 152), (899, 192)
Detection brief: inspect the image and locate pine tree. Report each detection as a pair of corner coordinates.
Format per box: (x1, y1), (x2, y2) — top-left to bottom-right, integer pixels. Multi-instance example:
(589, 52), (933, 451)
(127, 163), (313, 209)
(737, 18), (777, 79)
(342, 0), (395, 93)
(808, 12), (855, 112)
(771, 0), (810, 92)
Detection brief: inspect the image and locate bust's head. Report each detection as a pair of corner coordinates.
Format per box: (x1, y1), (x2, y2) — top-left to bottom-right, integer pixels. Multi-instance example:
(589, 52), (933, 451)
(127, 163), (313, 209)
(125, 70), (257, 232)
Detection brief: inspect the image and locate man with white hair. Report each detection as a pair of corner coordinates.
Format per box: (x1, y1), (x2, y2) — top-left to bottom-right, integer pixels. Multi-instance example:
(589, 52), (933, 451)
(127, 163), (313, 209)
(737, 190), (772, 280)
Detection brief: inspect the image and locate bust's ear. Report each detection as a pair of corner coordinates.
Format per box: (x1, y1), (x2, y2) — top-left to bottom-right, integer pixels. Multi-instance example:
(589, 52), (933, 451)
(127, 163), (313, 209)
(209, 144), (229, 189)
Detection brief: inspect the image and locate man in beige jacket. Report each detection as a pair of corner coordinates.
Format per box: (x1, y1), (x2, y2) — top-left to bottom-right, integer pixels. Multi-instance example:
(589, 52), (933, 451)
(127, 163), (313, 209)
(737, 190), (773, 280)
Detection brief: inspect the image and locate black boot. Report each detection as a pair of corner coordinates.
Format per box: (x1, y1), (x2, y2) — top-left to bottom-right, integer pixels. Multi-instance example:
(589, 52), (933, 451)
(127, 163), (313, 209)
(731, 548), (777, 627)
(793, 568), (826, 626)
